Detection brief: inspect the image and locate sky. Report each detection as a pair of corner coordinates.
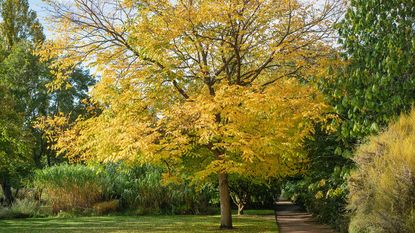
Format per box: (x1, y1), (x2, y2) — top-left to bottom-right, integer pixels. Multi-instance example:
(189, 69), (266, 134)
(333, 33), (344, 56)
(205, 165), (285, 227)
(29, 0), (44, 15)
(28, 0), (334, 39)
(29, 0), (51, 36)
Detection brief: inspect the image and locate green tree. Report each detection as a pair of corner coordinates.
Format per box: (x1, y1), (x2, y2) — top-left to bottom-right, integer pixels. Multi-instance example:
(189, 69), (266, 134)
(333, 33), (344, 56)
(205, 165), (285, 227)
(328, 0), (415, 153)
(0, 0), (96, 167)
(229, 175), (279, 215)
(0, 83), (32, 206)
(0, 0), (44, 48)
(0, 0), (96, 204)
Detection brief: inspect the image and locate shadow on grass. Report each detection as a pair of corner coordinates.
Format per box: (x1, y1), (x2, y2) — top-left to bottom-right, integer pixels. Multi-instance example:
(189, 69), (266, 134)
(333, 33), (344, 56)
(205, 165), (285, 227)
(0, 213), (277, 233)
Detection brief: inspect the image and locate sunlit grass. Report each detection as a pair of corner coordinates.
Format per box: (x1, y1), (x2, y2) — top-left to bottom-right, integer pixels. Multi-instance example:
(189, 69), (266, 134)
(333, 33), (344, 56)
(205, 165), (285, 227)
(0, 212), (277, 233)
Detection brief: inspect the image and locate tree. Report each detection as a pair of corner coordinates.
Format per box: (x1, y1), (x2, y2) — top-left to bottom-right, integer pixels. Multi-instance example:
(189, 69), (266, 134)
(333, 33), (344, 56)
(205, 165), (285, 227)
(229, 175), (280, 215)
(0, 0), (95, 204)
(326, 0), (415, 155)
(0, 0), (45, 48)
(0, 0), (96, 168)
(0, 1), (38, 204)
(0, 83), (32, 206)
(40, 0), (343, 228)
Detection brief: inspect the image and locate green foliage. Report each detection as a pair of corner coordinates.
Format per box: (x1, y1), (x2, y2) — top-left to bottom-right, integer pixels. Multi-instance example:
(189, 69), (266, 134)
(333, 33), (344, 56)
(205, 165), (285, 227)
(229, 175), (280, 215)
(101, 163), (216, 215)
(0, 206), (13, 219)
(348, 109), (415, 233)
(281, 126), (351, 232)
(0, 40), (96, 168)
(0, 0), (45, 48)
(326, 0), (415, 149)
(0, 84), (32, 174)
(0, 0), (96, 171)
(283, 166), (349, 232)
(0, 83), (33, 205)
(298, 0), (415, 230)
(0, 198), (40, 219)
(0, 0), (96, 208)
(0, 41), (49, 121)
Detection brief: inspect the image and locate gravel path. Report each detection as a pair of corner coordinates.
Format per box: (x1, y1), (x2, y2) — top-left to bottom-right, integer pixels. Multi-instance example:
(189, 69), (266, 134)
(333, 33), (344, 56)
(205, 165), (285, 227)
(275, 201), (335, 233)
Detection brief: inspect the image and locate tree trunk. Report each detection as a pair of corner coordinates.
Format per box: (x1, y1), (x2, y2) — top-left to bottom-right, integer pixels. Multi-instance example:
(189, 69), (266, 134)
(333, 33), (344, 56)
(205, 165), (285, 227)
(32, 128), (44, 168)
(0, 175), (14, 206)
(218, 172), (233, 229)
(237, 204), (244, 216)
(47, 148), (51, 167)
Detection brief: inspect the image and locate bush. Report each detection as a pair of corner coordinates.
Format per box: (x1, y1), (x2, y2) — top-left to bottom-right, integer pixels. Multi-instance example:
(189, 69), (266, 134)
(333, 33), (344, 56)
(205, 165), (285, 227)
(0, 207), (13, 219)
(0, 198), (40, 219)
(348, 110), (415, 233)
(10, 198), (39, 218)
(34, 164), (105, 213)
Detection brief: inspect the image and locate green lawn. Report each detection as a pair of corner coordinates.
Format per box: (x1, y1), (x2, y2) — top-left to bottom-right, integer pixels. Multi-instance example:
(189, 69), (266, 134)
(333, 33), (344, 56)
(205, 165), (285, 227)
(0, 212), (277, 233)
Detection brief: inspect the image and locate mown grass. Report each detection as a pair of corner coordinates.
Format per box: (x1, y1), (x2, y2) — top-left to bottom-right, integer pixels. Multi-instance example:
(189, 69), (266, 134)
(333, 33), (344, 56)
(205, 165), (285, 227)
(0, 212), (277, 233)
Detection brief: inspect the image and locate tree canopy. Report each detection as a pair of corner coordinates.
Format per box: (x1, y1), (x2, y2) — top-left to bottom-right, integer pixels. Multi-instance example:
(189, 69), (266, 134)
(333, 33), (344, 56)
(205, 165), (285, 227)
(327, 0), (415, 150)
(0, 0), (97, 206)
(39, 0), (343, 228)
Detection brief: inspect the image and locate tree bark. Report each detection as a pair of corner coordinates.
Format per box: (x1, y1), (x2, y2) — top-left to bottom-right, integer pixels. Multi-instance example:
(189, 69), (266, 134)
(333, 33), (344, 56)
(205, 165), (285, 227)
(0, 175), (14, 206)
(218, 172), (233, 229)
(237, 204), (244, 216)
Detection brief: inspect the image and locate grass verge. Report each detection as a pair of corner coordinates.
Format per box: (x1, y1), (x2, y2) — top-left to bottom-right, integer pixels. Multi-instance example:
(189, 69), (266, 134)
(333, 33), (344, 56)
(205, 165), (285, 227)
(0, 212), (277, 233)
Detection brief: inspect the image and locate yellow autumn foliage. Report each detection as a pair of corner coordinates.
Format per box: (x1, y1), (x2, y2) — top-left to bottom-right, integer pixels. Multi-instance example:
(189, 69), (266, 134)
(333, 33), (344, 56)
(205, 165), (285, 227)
(37, 0), (343, 185)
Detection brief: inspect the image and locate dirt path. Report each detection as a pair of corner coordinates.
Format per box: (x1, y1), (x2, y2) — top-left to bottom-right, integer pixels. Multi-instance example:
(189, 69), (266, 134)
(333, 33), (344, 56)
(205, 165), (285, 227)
(275, 201), (335, 233)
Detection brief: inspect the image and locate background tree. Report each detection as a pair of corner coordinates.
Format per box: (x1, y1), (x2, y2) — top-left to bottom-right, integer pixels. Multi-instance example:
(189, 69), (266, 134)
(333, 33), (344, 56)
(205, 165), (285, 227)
(0, 0), (45, 48)
(329, 0), (415, 155)
(0, 0), (96, 167)
(229, 175), (279, 215)
(0, 0), (96, 205)
(0, 83), (32, 206)
(0, 1), (38, 202)
(40, 0), (343, 228)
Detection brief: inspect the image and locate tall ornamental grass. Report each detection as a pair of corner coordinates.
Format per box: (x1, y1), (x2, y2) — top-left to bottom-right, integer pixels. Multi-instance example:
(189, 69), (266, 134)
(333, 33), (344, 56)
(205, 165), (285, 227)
(348, 110), (415, 233)
(34, 164), (104, 213)
(33, 163), (216, 215)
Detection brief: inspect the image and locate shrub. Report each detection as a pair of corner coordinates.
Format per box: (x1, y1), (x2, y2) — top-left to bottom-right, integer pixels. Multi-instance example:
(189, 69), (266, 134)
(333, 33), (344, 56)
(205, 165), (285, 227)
(0, 207), (13, 219)
(348, 110), (415, 233)
(10, 198), (39, 218)
(0, 198), (40, 219)
(34, 164), (105, 213)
